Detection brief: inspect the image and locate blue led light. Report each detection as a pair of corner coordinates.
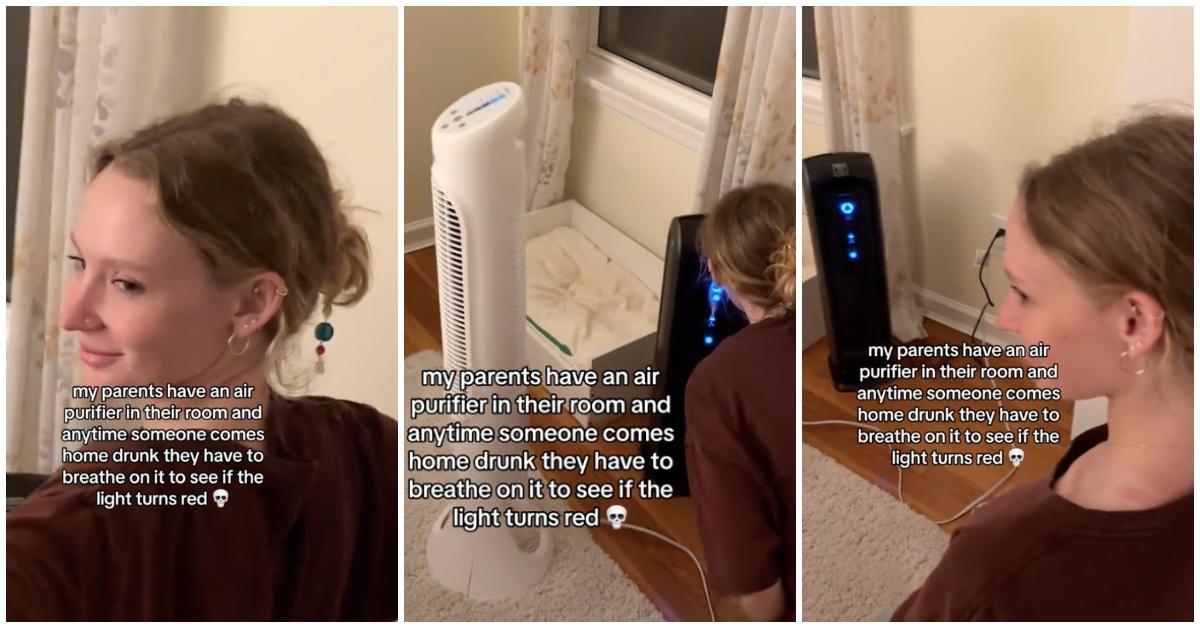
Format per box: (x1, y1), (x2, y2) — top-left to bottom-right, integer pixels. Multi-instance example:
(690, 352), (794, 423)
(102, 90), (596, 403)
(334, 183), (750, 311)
(840, 201), (856, 215)
(709, 282), (724, 303)
(847, 232), (857, 244)
(849, 249), (860, 260)
(706, 283), (722, 342)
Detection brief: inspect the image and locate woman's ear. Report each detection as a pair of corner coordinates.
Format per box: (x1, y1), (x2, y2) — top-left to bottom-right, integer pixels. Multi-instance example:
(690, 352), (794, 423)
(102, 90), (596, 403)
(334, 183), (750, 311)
(232, 273), (288, 337)
(1118, 290), (1166, 361)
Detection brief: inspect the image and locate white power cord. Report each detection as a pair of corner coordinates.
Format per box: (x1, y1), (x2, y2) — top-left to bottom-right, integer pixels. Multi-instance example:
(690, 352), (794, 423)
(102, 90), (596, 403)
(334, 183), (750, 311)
(601, 519), (716, 622)
(804, 352), (1021, 526)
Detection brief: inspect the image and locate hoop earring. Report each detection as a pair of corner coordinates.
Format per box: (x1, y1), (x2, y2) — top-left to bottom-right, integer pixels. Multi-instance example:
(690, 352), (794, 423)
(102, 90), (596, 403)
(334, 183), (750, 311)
(1118, 341), (1146, 375)
(227, 331), (251, 356)
(254, 285), (289, 298)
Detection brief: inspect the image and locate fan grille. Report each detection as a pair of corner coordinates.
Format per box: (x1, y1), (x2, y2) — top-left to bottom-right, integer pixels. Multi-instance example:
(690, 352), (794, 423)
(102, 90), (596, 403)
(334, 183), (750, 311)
(431, 178), (470, 371)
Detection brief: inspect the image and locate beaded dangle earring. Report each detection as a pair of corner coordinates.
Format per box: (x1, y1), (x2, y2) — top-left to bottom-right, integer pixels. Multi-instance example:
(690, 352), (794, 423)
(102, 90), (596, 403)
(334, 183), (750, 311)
(314, 298), (334, 374)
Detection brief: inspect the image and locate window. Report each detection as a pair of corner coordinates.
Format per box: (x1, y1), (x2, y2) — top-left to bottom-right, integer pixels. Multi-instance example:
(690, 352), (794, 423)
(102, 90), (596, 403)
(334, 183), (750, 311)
(578, 7), (726, 151)
(7, 6), (31, 302)
(597, 7), (725, 96)
(801, 6), (819, 79)
(800, 7), (824, 126)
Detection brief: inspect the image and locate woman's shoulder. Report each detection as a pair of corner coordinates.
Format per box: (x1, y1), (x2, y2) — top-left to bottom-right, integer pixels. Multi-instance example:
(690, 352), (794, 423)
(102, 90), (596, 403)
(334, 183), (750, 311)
(279, 390), (395, 427)
(269, 393), (397, 461)
(276, 393), (394, 422)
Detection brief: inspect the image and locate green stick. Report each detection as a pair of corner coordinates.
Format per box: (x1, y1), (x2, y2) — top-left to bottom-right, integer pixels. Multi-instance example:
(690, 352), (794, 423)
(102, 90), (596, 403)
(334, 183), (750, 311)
(526, 316), (573, 357)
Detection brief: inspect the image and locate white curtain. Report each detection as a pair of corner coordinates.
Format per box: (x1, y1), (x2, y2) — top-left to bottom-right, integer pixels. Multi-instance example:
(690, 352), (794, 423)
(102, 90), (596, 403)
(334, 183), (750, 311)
(7, 7), (206, 473)
(519, 6), (583, 211)
(814, 6), (926, 342)
(695, 7), (797, 214)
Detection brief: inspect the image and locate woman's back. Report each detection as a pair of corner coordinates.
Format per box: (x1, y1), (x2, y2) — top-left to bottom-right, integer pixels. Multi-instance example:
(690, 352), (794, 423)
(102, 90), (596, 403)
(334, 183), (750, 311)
(685, 314), (797, 619)
(7, 392), (398, 620)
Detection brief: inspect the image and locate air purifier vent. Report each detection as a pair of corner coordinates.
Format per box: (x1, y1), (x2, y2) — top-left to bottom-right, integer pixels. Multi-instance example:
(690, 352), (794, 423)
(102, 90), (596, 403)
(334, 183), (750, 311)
(432, 178), (470, 371)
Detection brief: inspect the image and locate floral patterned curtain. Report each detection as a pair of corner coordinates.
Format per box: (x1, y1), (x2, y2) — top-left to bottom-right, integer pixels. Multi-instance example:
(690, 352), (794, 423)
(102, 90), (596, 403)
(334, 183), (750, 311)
(519, 7), (583, 211)
(7, 7), (204, 472)
(695, 7), (797, 214)
(814, 6), (926, 342)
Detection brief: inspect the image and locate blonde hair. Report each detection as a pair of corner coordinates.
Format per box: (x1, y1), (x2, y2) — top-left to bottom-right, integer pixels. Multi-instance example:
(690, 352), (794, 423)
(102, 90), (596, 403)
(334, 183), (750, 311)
(698, 183), (796, 312)
(1018, 109), (1193, 373)
(90, 99), (372, 389)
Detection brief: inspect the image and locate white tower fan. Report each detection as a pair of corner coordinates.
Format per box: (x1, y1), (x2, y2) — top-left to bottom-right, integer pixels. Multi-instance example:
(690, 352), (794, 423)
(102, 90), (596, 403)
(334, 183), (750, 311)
(426, 82), (553, 599)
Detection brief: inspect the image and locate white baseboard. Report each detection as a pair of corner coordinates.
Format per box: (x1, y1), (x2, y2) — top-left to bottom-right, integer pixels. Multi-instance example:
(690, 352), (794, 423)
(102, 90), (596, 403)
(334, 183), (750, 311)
(914, 285), (1019, 348)
(404, 217), (434, 253)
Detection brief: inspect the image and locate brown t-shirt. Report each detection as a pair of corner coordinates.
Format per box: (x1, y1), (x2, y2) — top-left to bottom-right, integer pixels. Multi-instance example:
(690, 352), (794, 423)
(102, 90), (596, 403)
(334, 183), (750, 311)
(7, 391), (398, 621)
(893, 424), (1192, 621)
(685, 313), (796, 621)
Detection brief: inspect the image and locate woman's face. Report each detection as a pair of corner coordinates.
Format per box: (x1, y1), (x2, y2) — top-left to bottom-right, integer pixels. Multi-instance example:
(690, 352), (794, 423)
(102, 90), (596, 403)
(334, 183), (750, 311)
(60, 167), (243, 388)
(994, 201), (1128, 400)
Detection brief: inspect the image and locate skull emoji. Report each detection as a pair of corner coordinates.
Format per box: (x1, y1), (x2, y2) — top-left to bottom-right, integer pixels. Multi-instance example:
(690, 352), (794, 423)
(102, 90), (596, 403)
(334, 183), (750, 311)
(606, 504), (627, 530)
(213, 488), (229, 508)
(1008, 448), (1024, 467)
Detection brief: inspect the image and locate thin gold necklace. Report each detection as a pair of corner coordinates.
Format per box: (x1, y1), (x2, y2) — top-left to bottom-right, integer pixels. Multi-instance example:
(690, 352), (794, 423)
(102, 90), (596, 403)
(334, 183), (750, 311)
(1106, 441), (1192, 450)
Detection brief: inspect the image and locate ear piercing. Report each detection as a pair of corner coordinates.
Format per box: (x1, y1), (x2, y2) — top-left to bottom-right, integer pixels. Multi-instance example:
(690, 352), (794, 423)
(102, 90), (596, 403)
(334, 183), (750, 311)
(227, 331), (251, 356)
(229, 318), (257, 356)
(255, 286), (289, 297)
(1119, 340), (1146, 375)
(1130, 304), (1166, 320)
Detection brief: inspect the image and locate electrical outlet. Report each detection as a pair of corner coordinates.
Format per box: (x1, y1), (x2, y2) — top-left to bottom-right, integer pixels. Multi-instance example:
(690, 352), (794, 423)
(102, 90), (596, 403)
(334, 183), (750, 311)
(973, 213), (1010, 268)
(990, 212), (1008, 240)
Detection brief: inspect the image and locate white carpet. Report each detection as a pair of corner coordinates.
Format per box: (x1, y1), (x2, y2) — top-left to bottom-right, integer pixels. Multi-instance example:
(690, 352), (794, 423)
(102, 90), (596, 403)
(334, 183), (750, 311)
(802, 443), (950, 621)
(403, 350), (662, 621)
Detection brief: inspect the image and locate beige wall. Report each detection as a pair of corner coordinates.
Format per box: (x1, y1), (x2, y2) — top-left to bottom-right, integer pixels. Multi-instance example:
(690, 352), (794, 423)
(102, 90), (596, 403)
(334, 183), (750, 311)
(565, 99), (702, 259)
(902, 7), (1129, 308)
(801, 121), (827, 159)
(403, 7), (519, 226)
(799, 120), (827, 273)
(1122, 6), (1193, 107)
(203, 7), (399, 418)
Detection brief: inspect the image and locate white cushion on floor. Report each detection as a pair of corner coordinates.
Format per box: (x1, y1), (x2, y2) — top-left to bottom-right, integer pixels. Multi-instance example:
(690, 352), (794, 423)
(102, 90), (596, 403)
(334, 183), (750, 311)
(526, 226), (659, 369)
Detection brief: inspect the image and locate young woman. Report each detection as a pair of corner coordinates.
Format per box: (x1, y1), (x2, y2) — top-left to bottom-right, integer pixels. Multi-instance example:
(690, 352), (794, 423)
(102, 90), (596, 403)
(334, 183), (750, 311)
(685, 183), (796, 621)
(7, 100), (397, 620)
(893, 112), (1192, 620)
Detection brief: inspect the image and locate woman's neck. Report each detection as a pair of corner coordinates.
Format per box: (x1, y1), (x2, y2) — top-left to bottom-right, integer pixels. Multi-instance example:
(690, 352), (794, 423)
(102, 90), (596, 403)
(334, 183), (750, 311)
(148, 361), (272, 436)
(1093, 371), (1194, 504)
(1105, 371), (1193, 448)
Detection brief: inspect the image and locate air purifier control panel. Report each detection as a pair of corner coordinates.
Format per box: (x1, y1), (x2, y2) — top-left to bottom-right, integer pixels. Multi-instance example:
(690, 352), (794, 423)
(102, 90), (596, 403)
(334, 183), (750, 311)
(435, 82), (520, 135)
(833, 192), (868, 263)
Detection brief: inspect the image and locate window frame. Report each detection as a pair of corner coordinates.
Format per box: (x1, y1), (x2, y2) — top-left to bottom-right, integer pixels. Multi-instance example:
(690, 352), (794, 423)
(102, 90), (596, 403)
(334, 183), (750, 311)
(802, 76), (825, 127)
(576, 6), (714, 152)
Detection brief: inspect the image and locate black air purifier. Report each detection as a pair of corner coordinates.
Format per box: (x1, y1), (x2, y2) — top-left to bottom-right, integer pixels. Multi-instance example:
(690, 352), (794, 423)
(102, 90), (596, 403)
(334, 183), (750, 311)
(802, 152), (893, 391)
(642, 215), (747, 496)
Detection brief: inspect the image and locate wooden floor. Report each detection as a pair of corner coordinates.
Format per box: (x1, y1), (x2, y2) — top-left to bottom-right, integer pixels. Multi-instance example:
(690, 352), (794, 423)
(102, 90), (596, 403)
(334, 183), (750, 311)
(405, 247), (747, 621)
(801, 319), (1074, 534)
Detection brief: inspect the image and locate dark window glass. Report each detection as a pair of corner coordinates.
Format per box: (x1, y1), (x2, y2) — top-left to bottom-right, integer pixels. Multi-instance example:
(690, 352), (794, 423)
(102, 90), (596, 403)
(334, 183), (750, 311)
(7, 6), (31, 302)
(802, 6), (819, 80)
(598, 7), (727, 96)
